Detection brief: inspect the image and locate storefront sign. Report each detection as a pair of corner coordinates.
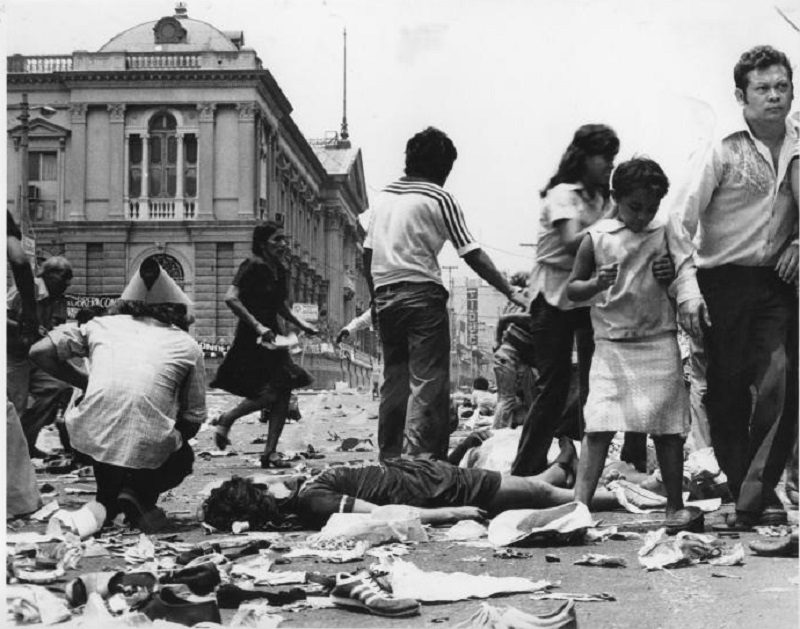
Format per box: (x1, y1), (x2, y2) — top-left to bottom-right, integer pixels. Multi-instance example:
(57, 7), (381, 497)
(292, 302), (319, 323)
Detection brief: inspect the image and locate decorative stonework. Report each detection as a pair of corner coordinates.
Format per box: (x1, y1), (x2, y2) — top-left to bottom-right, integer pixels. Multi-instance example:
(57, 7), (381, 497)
(107, 103), (126, 123)
(197, 102), (216, 122)
(236, 102), (257, 121)
(153, 16), (187, 44)
(69, 103), (88, 123)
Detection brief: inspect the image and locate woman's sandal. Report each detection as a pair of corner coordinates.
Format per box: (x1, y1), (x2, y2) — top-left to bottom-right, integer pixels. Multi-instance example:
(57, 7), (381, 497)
(260, 452), (293, 469)
(210, 416), (232, 451)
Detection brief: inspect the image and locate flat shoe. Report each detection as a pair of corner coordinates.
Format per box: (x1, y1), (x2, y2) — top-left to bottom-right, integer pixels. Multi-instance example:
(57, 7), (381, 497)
(664, 507), (704, 535)
(140, 585), (221, 626)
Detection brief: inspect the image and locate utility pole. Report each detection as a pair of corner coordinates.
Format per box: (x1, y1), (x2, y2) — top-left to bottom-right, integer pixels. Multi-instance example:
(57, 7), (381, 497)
(443, 265), (458, 390)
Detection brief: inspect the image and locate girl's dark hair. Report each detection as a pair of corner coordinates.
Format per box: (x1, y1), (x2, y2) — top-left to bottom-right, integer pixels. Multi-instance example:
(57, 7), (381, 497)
(75, 306), (108, 325)
(611, 157), (670, 200)
(199, 476), (281, 531)
(405, 127), (458, 184)
(252, 221), (283, 255)
(541, 124), (620, 198)
(110, 300), (190, 331)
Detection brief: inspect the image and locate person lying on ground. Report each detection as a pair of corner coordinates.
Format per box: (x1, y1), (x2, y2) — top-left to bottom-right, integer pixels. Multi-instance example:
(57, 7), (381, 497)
(199, 444), (623, 531)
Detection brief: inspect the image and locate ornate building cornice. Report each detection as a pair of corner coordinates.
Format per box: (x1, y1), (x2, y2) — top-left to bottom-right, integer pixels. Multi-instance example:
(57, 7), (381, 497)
(197, 102), (216, 122)
(107, 103), (126, 122)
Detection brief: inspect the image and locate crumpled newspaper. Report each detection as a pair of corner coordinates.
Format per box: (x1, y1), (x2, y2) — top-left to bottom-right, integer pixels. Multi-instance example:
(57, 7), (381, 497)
(284, 540), (367, 563)
(124, 534), (156, 564)
(445, 520), (487, 541)
(638, 528), (743, 570)
(381, 557), (551, 602)
(574, 553), (627, 568)
(7, 584), (72, 625)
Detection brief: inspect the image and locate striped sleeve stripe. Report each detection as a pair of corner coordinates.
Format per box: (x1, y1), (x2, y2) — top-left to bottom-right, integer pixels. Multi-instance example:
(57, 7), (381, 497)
(385, 181), (475, 249)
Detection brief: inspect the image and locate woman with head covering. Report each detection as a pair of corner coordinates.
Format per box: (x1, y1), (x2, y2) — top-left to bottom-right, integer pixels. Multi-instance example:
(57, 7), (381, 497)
(210, 222), (317, 468)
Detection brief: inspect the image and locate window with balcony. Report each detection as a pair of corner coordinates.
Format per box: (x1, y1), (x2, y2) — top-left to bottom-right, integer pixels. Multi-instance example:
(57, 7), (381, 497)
(127, 112), (197, 220)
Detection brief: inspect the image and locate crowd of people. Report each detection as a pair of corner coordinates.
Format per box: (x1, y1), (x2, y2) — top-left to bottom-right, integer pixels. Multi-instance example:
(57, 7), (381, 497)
(5, 44), (798, 539)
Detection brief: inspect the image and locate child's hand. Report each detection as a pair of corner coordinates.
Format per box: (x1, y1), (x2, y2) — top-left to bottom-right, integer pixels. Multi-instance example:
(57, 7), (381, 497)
(652, 254), (675, 284)
(596, 263), (618, 289)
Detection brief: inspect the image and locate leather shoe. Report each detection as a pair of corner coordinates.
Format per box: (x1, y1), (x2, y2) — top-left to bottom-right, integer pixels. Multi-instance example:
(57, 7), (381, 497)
(160, 564), (221, 596)
(140, 586), (221, 626)
(749, 531), (799, 557)
(664, 507), (704, 535)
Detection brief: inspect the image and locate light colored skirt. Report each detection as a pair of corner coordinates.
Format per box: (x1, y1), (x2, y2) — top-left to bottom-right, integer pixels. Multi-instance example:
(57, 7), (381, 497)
(584, 333), (689, 435)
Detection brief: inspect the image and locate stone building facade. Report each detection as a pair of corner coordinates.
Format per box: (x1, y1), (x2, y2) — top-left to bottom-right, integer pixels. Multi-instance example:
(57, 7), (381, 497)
(6, 6), (375, 388)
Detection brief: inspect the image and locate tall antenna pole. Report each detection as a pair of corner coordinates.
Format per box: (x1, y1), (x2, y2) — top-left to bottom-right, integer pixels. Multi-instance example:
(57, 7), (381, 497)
(340, 27), (350, 144)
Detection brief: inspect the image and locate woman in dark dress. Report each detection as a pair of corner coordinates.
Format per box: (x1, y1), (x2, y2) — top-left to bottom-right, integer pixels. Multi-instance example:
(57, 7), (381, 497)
(211, 222), (317, 468)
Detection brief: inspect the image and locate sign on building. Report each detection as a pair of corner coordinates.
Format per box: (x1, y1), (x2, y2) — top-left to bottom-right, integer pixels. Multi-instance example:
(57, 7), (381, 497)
(466, 287), (478, 348)
(292, 302), (319, 323)
(66, 294), (120, 320)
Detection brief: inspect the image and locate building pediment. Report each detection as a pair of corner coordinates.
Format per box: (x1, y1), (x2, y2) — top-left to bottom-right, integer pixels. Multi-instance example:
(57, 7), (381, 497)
(8, 118), (70, 138)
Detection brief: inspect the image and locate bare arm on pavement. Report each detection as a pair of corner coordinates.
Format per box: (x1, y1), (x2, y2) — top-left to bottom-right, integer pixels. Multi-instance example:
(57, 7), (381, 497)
(350, 498), (486, 525)
(29, 337), (88, 391)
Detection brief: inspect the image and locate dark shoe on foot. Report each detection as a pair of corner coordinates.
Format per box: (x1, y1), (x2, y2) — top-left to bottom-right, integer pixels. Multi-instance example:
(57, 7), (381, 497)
(759, 507), (788, 526)
(711, 511), (757, 533)
(118, 490), (168, 534)
(260, 452), (293, 469)
(665, 507), (704, 535)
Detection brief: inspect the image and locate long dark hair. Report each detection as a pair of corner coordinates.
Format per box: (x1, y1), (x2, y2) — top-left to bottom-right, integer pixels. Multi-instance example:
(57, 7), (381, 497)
(540, 124), (620, 199)
(252, 221), (283, 257)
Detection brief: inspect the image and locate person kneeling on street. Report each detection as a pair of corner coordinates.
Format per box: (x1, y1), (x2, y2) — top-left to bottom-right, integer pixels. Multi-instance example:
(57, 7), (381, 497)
(30, 260), (207, 533)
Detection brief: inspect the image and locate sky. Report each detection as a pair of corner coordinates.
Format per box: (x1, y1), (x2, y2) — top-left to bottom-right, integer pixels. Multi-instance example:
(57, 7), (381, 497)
(3, 0), (799, 280)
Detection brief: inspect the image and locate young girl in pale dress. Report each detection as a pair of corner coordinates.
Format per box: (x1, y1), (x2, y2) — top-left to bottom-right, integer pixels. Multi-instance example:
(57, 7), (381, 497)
(567, 157), (703, 533)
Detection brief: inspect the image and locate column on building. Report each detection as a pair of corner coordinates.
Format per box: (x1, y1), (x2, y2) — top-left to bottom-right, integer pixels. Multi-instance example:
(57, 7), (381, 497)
(67, 104), (88, 219)
(175, 131), (185, 217)
(197, 103), (216, 219)
(237, 102), (256, 218)
(138, 131), (150, 214)
(107, 104), (126, 219)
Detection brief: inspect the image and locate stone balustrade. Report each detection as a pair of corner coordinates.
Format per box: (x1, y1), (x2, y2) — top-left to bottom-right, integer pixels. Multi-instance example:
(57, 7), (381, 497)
(126, 198), (198, 220)
(7, 55), (73, 73)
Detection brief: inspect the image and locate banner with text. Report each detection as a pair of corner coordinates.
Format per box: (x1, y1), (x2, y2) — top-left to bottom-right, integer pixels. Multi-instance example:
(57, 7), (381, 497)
(466, 287), (479, 348)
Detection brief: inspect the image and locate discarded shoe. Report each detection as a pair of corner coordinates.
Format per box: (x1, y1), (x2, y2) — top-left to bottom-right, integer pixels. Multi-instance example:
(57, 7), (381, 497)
(160, 564), (221, 596)
(140, 586), (221, 626)
(118, 490), (169, 534)
(216, 583), (306, 609)
(330, 570), (420, 618)
(65, 571), (157, 607)
(749, 531), (798, 557)
(664, 507), (704, 535)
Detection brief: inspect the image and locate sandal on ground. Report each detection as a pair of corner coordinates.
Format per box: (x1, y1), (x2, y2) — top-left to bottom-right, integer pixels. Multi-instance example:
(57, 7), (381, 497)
(664, 506), (705, 535)
(748, 530), (799, 557)
(260, 452), (293, 469)
(711, 512), (757, 533)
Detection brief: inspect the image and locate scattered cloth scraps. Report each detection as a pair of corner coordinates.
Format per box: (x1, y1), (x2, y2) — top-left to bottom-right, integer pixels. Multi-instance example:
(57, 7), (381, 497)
(124, 534), (156, 564)
(384, 557), (551, 602)
(454, 600), (577, 629)
(7, 584), (72, 625)
(29, 500), (60, 521)
(573, 554), (627, 568)
(708, 543), (745, 566)
(638, 528), (728, 570)
(446, 520), (488, 541)
(530, 591), (616, 603)
(284, 541), (367, 563)
(487, 502), (592, 547)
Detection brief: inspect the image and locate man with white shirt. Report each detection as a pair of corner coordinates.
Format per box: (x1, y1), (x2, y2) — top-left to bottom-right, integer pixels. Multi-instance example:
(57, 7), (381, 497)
(364, 127), (527, 461)
(677, 45), (798, 530)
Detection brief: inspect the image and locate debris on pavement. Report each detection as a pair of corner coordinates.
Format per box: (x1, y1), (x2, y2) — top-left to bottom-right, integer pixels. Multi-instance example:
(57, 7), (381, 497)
(454, 600), (577, 629)
(637, 528), (742, 570)
(573, 553), (627, 568)
(487, 502), (593, 547)
(530, 590), (616, 602)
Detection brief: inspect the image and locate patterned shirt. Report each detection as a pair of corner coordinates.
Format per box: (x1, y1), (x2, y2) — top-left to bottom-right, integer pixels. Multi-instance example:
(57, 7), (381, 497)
(48, 315), (207, 469)
(530, 183), (609, 310)
(677, 115), (798, 270)
(365, 177), (479, 289)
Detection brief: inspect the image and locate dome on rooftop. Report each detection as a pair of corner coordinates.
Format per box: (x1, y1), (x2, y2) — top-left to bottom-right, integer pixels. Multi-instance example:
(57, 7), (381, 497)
(98, 5), (241, 53)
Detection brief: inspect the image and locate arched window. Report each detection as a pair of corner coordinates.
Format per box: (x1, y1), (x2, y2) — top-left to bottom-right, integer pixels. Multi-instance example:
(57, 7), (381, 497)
(144, 253), (185, 289)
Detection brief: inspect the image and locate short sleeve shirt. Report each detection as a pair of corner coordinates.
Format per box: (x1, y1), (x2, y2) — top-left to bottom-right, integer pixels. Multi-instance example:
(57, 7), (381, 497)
(530, 183), (608, 310)
(365, 178), (480, 289)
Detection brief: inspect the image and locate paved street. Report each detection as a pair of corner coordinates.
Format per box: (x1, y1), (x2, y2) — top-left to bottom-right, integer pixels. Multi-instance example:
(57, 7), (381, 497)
(19, 387), (799, 628)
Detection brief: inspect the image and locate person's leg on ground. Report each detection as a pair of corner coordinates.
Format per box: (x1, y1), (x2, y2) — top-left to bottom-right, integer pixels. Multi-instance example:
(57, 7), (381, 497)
(574, 431), (614, 508)
(487, 474), (619, 515)
(782, 294), (798, 505)
(405, 285), (451, 460)
(652, 434), (686, 515)
(91, 458), (127, 524)
(554, 313), (594, 443)
(493, 342), (520, 429)
(21, 365), (73, 457)
(127, 441), (195, 510)
(376, 289), (411, 461)
(511, 296), (576, 476)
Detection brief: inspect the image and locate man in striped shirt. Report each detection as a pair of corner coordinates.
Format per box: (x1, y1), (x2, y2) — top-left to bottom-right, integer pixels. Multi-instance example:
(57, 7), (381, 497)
(364, 127), (527, 461)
